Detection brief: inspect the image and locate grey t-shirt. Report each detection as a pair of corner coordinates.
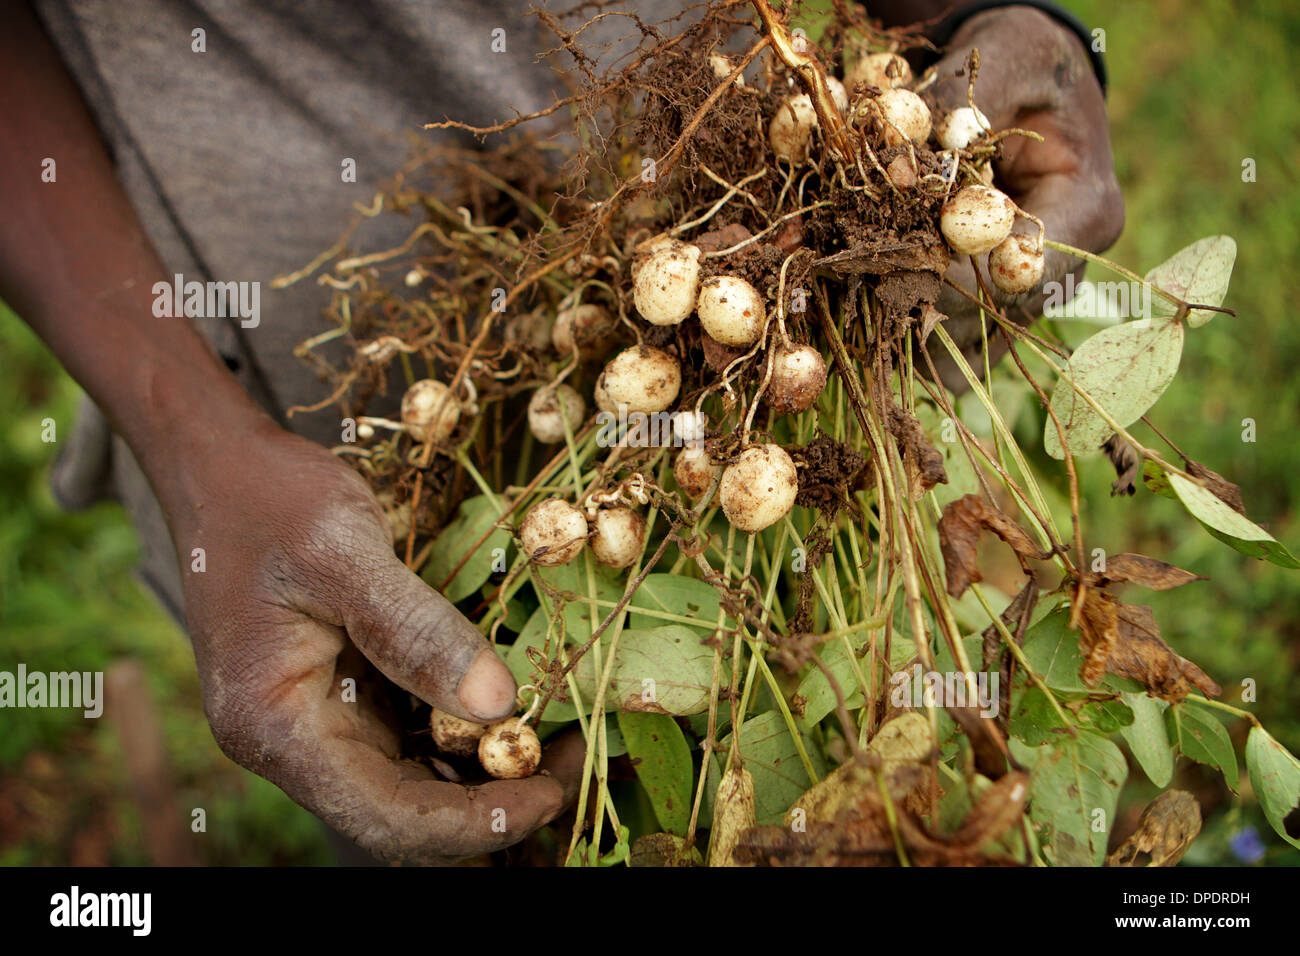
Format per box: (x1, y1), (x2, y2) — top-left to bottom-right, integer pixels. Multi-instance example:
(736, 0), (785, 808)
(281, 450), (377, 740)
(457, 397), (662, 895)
(34, 0), (671, 621)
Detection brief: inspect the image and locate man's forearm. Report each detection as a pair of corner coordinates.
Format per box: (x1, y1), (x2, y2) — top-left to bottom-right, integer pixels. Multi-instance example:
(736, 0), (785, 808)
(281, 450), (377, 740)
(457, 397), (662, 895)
(0, 2), (273, 517)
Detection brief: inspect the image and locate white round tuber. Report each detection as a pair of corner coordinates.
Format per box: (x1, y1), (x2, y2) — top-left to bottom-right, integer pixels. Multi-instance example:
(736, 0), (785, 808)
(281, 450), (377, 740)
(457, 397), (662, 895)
(589, 506), (646, 569)
(478, 718), (541, 779)
(528, 384), (585, 444)
(934, 105), (990, 151)
(769, 94), (818, 164)
(598, 346), (682, 414)
(674, 447), (720, 501)
(552, 303), (615, 361)
(401, 379), (461, 444)
(939, 185), (1016, 256)
(520, 498), (588, 566)
(767, 343), (828, 416)
(633, 241), (702, 327)
(430, 708), (487, 757)
(988, 234), (1046, 295)
(875, 88), (931, 148)
(846, 51), (912, 92)
(697, 275), (766, 347)
(719, 444), (799, 533)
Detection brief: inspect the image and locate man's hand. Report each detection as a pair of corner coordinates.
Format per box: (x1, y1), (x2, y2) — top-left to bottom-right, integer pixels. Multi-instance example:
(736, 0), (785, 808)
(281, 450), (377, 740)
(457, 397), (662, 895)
(172, 421), (583, 863)
(920, 7), (1124, 391)
(0, 1), (581, 864)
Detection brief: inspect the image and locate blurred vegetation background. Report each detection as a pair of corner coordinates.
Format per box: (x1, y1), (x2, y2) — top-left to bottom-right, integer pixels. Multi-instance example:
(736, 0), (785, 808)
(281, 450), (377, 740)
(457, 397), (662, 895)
(1, 0), (1296, 865)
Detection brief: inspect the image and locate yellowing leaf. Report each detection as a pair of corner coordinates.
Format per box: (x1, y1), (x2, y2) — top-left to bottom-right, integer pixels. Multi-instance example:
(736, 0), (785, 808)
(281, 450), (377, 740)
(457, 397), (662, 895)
(1145, 235), (1236, 328)
(1045, 317), (1184, 459)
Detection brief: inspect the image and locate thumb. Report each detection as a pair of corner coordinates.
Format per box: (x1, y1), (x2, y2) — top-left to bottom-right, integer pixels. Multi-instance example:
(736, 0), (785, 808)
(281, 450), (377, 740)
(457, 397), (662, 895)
(341, 553), (518, 722)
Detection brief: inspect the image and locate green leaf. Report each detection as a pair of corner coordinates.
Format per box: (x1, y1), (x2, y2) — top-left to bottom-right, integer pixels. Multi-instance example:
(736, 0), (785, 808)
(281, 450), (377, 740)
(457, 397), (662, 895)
(794, 633), (867, 731)
(719, 711), (825, 825)
(421, 495), (510, 603)
(1009, 688), (1131, 746)
(1245, 726), (1300, 850)
(1009, 688), (1071, 745)
(1119, 693), (1173, 787)
(1145, 235), (1236, 328)
(627, 574), (721, 634)
(581, 625), (716, 716)
(628, 832), (703, 867)
(1044, 317), (1184, 459)
(1166, 702), (1238, 791)
(1142, 461), (1300, 569)
(1021, 609), (1090, 693)
(617, 711), (693, 836)
(1011, 732), (1128, 866)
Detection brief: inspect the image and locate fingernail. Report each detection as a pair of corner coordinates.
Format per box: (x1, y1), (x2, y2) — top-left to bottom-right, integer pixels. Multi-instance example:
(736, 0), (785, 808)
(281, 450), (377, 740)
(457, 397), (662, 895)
(457, 649), (516, 720)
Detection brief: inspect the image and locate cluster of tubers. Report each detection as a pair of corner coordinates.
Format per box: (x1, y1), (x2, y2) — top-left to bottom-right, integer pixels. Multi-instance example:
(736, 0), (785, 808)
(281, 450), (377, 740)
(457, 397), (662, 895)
(766, 49), (1045, 297)
(429, 708), (542, 780)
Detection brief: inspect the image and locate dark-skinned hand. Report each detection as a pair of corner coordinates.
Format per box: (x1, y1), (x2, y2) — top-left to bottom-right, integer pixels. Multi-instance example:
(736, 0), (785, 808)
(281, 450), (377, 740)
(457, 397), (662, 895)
(172, 421), (585, 864)
(920, 7), (1124, 392)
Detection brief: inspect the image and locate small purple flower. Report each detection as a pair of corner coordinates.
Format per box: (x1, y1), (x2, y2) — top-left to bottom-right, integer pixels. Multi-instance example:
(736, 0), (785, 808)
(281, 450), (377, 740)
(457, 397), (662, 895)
(1229, 827), (1266, 864)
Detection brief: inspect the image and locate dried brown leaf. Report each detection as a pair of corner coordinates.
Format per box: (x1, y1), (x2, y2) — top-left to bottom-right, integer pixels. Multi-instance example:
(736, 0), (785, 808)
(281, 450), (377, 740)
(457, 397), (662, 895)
(1106, 790), (1202, 867)
(1185, 458), (1246, 516)
(1102, 434), (1140, 496)
(1089, 552), (1207, 591)
(939, 494), (1052, 598)
(1078, 588), (1120, 687)
(949, 771), (1030, 851)
(1076, 591), (1221, 701)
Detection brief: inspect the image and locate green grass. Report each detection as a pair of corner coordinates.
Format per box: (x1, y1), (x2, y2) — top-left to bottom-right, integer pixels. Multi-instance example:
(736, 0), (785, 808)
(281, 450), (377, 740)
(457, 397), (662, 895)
(1053, 0), (1300, 862)
(0, 303), (331, 866)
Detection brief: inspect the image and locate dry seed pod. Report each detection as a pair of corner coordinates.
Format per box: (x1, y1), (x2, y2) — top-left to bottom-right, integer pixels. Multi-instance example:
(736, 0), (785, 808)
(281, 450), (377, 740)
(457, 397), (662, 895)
(940, 185), (1016, 256)
(589, 506), (646, 569)
(430, 708), (487, 757)
(697, 275), (766, 347)
(527, 384), (585, 444)
(708, 766), (756, 867)
(988, 234), (1046, 295)
(598, 345), (681, 414)
(633, 240), (702, 327)
(768, 94), (818, 164)
(719, 444), (798, 532)
(767, 343), (828, 416)
(674, 447), (720, 500)
(401, 379), (461, 444)
(875, 88), (931, 147)
(552, 304), (614, 361)
(935, 105), (990, 150)
(846, 51), (911, 91)
(478, 718), (541, 779)
(520, 498), (588, 566)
